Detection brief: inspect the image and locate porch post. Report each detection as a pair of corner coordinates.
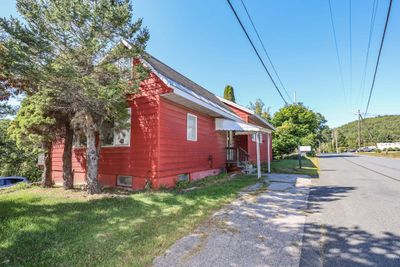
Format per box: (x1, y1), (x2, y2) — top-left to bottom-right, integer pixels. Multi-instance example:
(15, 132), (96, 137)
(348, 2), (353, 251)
(267, 133), (271, 173)
(256, 132), (261, 178)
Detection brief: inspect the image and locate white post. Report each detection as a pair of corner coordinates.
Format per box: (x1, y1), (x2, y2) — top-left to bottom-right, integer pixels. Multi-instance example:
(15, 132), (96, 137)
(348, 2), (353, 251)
(256, 132), (261, 178)
(267, 133), (271, 173)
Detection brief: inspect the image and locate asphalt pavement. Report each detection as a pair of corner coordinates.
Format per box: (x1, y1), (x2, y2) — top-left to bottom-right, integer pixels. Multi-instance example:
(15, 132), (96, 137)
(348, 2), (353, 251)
(300, 153), (400, 267)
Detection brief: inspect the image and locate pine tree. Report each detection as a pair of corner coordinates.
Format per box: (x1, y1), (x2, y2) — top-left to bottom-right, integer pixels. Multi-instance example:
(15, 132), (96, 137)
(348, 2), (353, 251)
(223, 85), (236, 103)
(0, 0), (149, 193)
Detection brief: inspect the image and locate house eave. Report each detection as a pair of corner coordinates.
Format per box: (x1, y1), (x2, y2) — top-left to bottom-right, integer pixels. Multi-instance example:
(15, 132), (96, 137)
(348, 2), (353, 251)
(217, 96), (276, 131)
(140, 58), (242, 122)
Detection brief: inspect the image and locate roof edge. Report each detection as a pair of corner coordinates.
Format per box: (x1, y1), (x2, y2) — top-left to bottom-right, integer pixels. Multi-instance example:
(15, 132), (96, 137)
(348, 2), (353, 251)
(217, 97), (275, 130)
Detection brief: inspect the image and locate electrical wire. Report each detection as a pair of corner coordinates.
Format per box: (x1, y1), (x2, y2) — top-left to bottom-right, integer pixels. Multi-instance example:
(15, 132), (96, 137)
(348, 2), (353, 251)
(226, 0), (288, 105)
(364, 0), (393, 116)
(239, 0), (292, 102)
(359, 0), (379, 109)
(349, 0), (353, 108)
(327, 0), (348, 107)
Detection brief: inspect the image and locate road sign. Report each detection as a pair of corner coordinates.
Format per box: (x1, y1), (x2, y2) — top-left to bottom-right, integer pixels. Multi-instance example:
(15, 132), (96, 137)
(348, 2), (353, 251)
(299, 146), (312, 152)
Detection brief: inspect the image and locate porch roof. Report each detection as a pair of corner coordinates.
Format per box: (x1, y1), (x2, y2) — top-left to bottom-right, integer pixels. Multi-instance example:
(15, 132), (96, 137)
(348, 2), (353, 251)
(215, 118), (271, 134)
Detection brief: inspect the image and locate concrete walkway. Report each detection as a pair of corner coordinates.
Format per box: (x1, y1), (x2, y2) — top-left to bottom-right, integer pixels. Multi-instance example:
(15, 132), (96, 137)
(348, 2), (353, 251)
(154, 174), (314, 267)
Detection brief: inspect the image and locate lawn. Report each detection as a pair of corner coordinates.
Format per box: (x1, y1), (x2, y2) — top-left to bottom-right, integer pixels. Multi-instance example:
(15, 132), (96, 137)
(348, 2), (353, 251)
(268, 157), (319, 177)
(358, 151), (400, 159)
(0, 175), (257, 267)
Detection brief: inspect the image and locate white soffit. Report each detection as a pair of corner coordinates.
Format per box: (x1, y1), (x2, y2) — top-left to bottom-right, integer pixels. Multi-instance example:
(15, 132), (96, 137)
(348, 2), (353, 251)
(215, 118), (270, 134)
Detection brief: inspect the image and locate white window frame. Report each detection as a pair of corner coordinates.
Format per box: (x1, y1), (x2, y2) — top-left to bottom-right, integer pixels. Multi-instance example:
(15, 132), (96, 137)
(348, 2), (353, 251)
(101, 108), (131, 147)
(117, 175), (133, 187)
(187, 113), (198, 141)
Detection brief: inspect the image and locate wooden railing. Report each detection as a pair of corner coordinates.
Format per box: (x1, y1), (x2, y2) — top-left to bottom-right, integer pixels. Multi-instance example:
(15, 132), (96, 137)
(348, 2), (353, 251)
(226, 147), (249, 165)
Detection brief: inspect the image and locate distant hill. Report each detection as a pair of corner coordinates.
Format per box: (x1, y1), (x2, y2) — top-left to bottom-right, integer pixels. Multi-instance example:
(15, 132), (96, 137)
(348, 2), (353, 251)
(336, 115), (400, 148)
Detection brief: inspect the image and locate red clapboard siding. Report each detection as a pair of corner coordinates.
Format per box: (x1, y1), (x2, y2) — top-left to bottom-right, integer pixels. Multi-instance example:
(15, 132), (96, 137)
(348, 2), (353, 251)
(224, 104), (251, 122)
(50, 72), (169, 189)
(157, 98), (226, 186)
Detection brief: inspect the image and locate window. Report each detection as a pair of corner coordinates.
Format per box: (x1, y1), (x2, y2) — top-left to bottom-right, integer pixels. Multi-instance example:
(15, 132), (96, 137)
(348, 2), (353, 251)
(73, 132), (87, 147)
(177, 173), (190, 182)
(117, 175), (133, 187)
(187, 113), (197, 141)
(115, 57), (133, 80)
(101, 108), (131, 146)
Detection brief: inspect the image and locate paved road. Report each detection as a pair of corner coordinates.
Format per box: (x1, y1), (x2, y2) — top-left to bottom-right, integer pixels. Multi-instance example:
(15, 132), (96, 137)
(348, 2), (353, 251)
(300, 153), (400, 267)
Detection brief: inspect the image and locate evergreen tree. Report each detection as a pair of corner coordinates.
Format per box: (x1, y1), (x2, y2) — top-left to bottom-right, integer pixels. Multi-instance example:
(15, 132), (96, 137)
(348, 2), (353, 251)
(0, 0), (149, 193)
(223, 85), (236, 103)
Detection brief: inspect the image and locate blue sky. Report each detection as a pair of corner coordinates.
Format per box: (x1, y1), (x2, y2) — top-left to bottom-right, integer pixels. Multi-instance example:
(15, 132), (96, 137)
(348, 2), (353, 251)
(1, 0), (399, 127)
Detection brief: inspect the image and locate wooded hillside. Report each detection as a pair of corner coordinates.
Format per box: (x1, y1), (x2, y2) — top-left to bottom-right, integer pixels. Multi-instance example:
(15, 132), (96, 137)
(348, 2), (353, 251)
(337, 115), (400, 148)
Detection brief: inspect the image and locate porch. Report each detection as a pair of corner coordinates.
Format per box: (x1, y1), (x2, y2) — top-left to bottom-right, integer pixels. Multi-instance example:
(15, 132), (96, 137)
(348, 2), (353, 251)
(215, 118), (272, 178)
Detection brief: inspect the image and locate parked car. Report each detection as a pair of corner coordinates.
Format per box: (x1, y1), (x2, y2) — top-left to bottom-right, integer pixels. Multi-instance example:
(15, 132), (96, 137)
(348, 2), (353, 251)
(0, 176), (28, 189)
(358, 147), (374, 152)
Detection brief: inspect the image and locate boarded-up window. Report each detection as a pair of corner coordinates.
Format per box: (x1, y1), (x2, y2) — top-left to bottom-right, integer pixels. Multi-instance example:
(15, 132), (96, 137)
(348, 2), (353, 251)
(177, 173), (190, 182)
(187, 113), (197, 141)
(117, 175), (132, 187)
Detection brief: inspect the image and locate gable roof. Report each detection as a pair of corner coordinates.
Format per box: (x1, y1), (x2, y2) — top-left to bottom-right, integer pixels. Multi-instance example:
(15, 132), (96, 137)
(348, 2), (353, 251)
(218, 97), (275, 131)
(142, 53), (232, 113)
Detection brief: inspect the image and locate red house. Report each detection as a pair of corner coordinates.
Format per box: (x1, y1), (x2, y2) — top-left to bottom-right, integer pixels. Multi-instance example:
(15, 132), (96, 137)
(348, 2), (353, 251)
(51, 53), (274, 189)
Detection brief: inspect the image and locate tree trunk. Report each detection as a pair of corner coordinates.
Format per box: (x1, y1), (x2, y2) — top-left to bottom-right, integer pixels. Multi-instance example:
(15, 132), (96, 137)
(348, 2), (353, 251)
(62, 121), (74, 189)
(41, 141), (53, 187)
(86, 115), (101, 194)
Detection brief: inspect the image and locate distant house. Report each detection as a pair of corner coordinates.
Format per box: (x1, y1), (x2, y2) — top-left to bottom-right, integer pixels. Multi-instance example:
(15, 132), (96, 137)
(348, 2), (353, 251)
(51, 52), (274, 189)
(377, 142), (400, 150)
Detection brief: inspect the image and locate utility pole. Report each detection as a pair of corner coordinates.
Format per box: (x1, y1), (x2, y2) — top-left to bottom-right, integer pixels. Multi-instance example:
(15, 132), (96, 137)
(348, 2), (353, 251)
(358, 109), (361, 150)
(335, 130), (339, 153)
(294, 91), (297, 104)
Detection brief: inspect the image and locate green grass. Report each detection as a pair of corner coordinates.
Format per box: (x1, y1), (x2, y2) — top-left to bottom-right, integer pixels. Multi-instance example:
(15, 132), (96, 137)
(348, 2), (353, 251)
(0, 175), (256, 267)
(269, 157), (319, 177)
(358, 151), (400, 159)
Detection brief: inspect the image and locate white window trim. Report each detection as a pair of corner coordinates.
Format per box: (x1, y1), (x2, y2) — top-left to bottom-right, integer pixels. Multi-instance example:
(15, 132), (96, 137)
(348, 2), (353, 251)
(102, 108), (131, 147)
(187, 113), (198, 141)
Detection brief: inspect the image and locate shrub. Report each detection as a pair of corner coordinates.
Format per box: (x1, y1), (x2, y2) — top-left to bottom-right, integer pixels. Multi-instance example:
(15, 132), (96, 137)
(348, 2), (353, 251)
(306, 151), (316, 157)
(175, 180), (190, 190)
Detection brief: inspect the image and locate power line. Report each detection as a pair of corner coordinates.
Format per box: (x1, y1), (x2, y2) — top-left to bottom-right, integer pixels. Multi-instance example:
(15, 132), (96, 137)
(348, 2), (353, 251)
(349, 0), (353, 108)
(327, 0), (348, 107)
(364, 0), (393, 117)
(239, 0), (292, 102)
(359, 0), (379, 109)
(226, 0), (288, 105)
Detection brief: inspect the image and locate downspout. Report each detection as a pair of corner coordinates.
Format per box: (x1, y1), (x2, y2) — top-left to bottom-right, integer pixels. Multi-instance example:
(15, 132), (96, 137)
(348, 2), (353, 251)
(256, 132), (261, 178)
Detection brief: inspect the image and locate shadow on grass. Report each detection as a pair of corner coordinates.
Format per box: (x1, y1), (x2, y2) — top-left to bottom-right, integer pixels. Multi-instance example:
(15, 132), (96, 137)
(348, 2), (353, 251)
(0, 176), (256, 266)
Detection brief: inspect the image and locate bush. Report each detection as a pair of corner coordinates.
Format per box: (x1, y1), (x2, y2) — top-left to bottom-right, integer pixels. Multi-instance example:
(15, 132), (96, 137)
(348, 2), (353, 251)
(175, 180), (190, 190)
(306, 151), (316, 157)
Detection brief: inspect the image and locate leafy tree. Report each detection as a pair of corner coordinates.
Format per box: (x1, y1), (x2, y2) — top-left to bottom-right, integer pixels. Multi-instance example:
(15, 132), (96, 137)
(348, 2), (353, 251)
(0, 119), (41, 180)
(271, 103), (323, 157)
(223, 85), (236, 102)
(248, 98), (271, 121)
(8, 90), (72, 187)
(336, 115), (400, 147)
(1, 0), (149, 193)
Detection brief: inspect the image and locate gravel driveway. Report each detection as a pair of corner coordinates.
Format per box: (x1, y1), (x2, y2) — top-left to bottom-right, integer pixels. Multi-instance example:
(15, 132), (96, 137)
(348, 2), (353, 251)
(154, 174), (313, 267)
